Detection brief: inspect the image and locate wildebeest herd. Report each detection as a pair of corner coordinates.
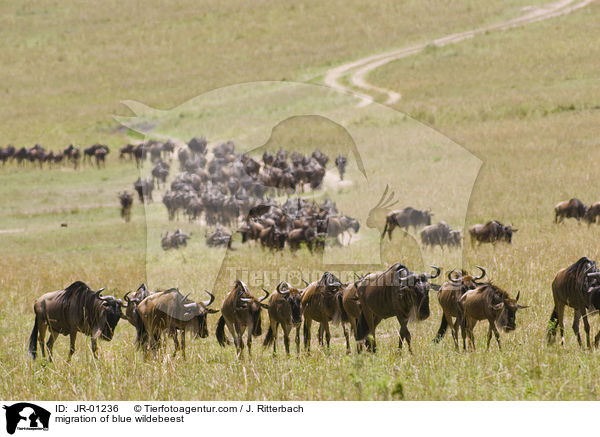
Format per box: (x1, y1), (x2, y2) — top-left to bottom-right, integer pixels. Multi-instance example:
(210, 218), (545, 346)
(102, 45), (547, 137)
(28, 255), (600, 361)
(1, 143), (109, 169)
(18, 136), (600, 363)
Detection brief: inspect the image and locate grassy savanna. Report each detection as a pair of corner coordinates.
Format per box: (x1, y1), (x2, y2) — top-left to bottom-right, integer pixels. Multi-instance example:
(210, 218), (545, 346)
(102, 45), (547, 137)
(1, 0), (600, 400)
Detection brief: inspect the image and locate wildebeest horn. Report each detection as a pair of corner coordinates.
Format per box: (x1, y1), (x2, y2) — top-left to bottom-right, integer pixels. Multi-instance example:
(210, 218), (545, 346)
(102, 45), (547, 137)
(354, 272), (362, 280)
(202, 290), (215, 307)
(448, 269), (462, 283)
(302, 279), (310, 286)
(239, 297), (252, 303)
(427, 266), (441, 279)
(123, 290), (132, 303)
(94, 288), (105, 298)
(259, 288), (270, 302)
(586, 272), (600, 277)
(275, 283), (290, 295)
(515, 291), (520, 302)
(473, 265), (486, 280)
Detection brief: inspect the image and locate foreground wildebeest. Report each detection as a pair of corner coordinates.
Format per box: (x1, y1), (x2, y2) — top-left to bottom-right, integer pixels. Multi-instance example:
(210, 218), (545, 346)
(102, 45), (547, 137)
(340, 273), (377, 354)
(301, 272), (343, 351)
(263, 282), (303, 354)
(469, 220), (517, 245)
(433, 266), (486, 349)
(459, 284), (526, 351)
(216, 280), (269, 357)
(382, 207), (432, 240)
(118, 191), (133, 222)
(554, 198), (587, 224)
(122, 283), (155, 346)
(136, 289), (217, 358)
(581, 282), (600, 347)
(28, 281), (124, 360)
(547, 257), (600, 348)
(420, 221), (461, 249)
(356, 263), (440, 352)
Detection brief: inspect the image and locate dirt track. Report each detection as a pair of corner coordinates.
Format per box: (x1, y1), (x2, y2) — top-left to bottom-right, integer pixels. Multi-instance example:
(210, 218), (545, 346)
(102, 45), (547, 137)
(324, 0), (593, 106)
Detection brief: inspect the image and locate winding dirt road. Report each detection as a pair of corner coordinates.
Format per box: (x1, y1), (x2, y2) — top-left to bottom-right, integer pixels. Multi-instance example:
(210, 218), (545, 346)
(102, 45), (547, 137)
(324, 0), (593, 107)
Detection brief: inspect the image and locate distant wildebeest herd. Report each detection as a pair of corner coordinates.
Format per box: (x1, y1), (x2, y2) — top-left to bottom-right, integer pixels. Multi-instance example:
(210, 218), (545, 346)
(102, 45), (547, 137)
(28, 255), (600, 361)
(0, 144), (109, 169)
(117, 137), (359, 252)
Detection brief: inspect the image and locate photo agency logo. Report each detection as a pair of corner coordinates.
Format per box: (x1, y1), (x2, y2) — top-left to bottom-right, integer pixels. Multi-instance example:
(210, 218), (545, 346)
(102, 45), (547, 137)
(115, 80), (480, 295)
(2, 403), (50, 434)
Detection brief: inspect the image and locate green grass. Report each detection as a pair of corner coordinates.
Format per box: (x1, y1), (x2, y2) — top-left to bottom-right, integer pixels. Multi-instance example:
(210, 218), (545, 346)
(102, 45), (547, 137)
(2, 0), (600, 400)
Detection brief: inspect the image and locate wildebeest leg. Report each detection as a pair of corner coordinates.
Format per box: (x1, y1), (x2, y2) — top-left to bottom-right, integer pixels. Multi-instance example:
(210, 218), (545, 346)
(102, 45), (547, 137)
(547, 306), (559, 344)
(317, 324), (324, 346)
(433, 315), (448, 343)
(342, 323), (351, 354)
(324, 322), (331, 348)
(46, 328), (60, 360)
(490, 321), (501, 350)
(451, 316), (461, 350)
(91, 337), (99, 359)
(594, 328), (600, 349)
(68, 331), (77, 361)
(581, 311), (591, 349)
(181, 331), (186, 360)
(282, 324), (292, 355)
(572, 310), (582, 347)
(272, 322), (279, 355)
(295, 326), (300, 354)
(556, 303), (566, 345)
(465, 319), (476, 351)
(246, 323), (254, 357)
(303, 318), (312, 351)
(37, 321), (47, 359)
(396, 316), (412, 353)
(171, 330), (180, 357)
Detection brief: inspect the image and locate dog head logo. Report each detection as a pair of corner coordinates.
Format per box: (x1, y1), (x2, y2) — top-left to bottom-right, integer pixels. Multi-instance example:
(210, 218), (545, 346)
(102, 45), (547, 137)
(116, 80), (480, 291)
(3, 403), (50, 434)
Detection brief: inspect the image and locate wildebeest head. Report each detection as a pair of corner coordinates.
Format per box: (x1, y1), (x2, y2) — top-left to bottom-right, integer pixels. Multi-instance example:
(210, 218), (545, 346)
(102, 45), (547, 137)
(492, 288), (527, 332)
(275, 282), (302, 324)
(187, 290), (219, 338)
(94, 289), (124, 340)
(238, 285), (269, 336)
(502, 225), (518, 243)
(318, 272), (342, 294)
(396, 266), (440, 320)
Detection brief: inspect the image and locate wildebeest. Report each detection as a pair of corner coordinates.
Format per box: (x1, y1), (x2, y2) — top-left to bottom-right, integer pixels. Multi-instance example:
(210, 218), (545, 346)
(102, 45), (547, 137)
(263, 282), (303, 354)
(335, 154), (347, 180)
(459, 284), (526, 351)
(340, 273), (377, 354)
(420, 221), (461, 249)
(161, 229), (191, 250)
(584, 201), (600, 225)
(547, 257), (600, 348)
(122, 283), (155, 346)
(134, 177), (154, 203)
(118, 191), (133, 222)
(206, 226), (232, 248)
(215, 280), (269, 357)
(301, 272), (343, 351)
(554, 198), (587, 223)
(433, 266), (486, 349)
(581, 282), (600, 348)
(356, 263), (440, 352)
(382, 207), (432, 240)
(136, 288), (217, 358)
(28, 281), (124, 360)
(469, 220), (517, 245)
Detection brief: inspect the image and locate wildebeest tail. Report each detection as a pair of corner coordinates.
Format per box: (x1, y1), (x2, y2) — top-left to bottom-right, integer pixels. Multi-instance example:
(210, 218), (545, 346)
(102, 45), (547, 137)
(433, 317), (448, 343)
(547, 307), (559, 341)
(263, 326), (274, 347)
(356, 312), (369, 341)
(216, 315), (229, 346)
(28, 317), (38, 360)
